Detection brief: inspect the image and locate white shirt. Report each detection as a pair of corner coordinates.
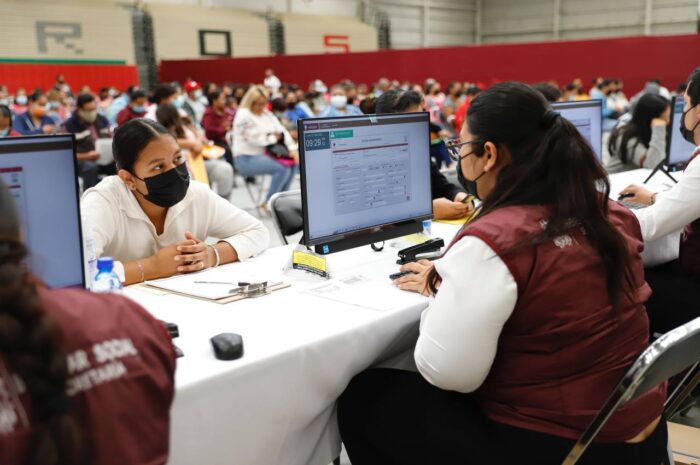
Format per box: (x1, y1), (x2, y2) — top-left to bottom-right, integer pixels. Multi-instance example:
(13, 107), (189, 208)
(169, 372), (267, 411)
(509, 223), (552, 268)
(264, 75), (281, 93)
(81, 176), (269, 279)
(232, 108), (297, 156)
(414, 236), (518, 393)
(634, 148), (700, 241)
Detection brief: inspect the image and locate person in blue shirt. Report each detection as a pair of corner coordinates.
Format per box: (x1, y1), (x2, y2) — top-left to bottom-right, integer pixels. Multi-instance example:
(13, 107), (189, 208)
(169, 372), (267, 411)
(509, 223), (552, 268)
(12, 91), (56, 135)
(590, 79), (619, 131)
(320, 85), (363, 118)
(284, 91), (313, 123)
(63, 93), (113, 189)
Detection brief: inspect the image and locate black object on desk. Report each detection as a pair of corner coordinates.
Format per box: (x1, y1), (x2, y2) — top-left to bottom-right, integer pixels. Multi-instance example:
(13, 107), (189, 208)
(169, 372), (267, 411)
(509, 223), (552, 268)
(397, 238), (445, 265)
(211, 333), (245, 361)
(159, 320), (184, 358)
(389, 270), (417, 280)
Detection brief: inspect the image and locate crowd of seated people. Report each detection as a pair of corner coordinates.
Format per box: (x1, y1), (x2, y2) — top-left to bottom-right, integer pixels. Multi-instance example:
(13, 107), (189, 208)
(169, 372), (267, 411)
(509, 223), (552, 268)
(1, 65), (699, 465)
(0, 72), (688, 202)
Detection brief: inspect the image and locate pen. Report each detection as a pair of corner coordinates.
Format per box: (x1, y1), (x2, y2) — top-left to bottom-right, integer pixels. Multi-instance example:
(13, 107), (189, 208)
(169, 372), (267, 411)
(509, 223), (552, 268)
(195, 281), (249, 285)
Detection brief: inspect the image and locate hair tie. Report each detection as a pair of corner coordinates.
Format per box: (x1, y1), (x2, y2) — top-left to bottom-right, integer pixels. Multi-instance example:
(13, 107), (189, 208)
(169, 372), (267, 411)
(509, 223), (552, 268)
(541, 110), (561, 128)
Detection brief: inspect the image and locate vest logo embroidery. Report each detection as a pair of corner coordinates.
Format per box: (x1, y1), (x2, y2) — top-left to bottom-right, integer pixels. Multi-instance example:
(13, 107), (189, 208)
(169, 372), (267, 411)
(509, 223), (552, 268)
(539, 219), (576, 249)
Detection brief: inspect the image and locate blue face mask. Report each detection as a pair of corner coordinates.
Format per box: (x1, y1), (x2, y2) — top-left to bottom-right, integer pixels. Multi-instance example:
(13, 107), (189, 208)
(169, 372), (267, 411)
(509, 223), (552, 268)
(173, 95), (186, 109)
(132, 104), (146, 113)
(0, 129), (9, 137)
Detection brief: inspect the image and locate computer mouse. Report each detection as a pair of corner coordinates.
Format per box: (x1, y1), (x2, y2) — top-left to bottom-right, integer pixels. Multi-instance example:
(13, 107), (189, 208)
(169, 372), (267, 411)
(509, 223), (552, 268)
(210, 333), (244, 361)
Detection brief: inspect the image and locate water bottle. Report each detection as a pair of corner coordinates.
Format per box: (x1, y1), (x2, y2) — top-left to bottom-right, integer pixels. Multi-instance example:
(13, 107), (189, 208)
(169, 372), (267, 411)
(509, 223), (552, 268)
(82, 215), (97, 290)
(422, 219), (433, 238)
(92, 257), (123, 294)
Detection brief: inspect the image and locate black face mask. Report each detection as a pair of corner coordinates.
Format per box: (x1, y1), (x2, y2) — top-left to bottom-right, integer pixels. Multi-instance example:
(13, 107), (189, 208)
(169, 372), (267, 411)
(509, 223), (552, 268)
(680, 104), (700, 144)
(456, 156), (486, 201)
(287, 102), (297, 110)
(133, 163), (190, 208)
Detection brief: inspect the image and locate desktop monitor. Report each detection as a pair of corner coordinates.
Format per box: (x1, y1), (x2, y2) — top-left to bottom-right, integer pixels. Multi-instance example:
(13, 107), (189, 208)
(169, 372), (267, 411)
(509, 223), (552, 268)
(298, 112), (433, 254)
(551, 100), (603, 162)
(667, 95), (696, 168)
(0, 135), (85, 288)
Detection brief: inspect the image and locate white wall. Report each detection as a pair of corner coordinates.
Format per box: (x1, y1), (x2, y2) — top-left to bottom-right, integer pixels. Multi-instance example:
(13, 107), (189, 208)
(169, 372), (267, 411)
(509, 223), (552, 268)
(480, 0), (697, 44)
(77, 0), (698, 50)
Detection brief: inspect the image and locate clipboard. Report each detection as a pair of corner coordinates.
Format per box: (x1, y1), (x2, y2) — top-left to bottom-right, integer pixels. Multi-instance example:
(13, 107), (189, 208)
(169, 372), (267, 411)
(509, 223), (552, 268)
(136, 274), (291, 305)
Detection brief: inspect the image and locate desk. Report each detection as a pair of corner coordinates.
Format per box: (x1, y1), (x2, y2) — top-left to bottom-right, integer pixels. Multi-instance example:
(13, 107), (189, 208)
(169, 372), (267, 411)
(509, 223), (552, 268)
(126, 222), (460, 465)
(126, 168), (676, 465)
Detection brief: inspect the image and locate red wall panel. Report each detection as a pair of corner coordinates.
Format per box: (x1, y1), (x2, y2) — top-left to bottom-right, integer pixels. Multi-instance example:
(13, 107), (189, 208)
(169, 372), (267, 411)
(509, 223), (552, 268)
(160, 34), (700, 95)
(0, 63), (139, 94)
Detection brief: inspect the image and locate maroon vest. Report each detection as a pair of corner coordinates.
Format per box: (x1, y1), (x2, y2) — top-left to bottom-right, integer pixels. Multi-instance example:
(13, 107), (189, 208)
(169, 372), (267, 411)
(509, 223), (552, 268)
(679, 148), (700, 279)
(453, 200), (665, 442)
(0, 288), (176, 465)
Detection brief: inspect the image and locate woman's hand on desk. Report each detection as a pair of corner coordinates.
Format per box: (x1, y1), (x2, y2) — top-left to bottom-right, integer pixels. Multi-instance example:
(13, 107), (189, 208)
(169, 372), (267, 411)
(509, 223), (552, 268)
(433, 198), (472, 220)
(393, 260), (436, 296)
(619, 184), (656, 205)
(173, 232), (216, 272)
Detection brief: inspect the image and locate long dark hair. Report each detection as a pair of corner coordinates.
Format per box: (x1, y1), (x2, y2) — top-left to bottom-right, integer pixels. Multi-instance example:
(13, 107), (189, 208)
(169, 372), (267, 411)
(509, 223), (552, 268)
(361, 89), (423, 115)
(155, 103), (185, 139)
(428, 82), (636, 306)
(608, 93), (669, 164)
(113, 118), (171, 172)
(0, 180), (83, 464)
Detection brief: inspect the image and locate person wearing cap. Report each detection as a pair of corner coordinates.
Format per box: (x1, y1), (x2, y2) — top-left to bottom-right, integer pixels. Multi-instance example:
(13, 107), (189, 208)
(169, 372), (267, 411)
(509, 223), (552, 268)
(183, 80), (206, 124)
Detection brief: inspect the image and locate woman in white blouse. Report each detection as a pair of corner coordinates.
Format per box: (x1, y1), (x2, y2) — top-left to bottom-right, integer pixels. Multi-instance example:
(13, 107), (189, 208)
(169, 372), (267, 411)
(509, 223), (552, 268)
(81, 118), (269, 285)
(618, 66), (700, 333)
(232, 85), (298, 208)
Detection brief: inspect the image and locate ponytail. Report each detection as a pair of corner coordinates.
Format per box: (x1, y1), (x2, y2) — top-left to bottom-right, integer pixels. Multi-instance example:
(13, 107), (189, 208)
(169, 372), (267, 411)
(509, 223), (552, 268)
(429, 82), (636, 306)
(0, 180), (83, 465)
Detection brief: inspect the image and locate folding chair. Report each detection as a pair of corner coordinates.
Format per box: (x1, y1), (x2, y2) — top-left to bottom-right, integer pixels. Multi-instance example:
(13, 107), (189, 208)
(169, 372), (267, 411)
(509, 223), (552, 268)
(269, 190), (303, 244)
(562, 316), (700, 465)
(225, 130), (267, 209)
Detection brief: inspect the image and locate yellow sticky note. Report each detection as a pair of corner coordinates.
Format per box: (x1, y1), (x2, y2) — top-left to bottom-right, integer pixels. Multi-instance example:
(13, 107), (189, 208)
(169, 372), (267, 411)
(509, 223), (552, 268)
(292, 250), (328, 277)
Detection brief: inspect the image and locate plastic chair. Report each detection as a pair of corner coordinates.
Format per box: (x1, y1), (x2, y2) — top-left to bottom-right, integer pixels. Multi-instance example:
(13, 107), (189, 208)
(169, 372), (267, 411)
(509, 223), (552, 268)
(562, 316), (700, 465)
(269, 189), (303, 244)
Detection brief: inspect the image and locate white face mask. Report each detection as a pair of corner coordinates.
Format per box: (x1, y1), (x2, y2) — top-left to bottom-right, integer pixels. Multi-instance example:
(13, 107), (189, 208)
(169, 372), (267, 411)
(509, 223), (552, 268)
(330, 95), (347, 109)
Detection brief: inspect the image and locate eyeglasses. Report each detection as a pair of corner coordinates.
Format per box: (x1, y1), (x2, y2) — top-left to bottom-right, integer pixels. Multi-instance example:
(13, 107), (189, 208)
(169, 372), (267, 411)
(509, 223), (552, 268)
(446, 139), (479, 163)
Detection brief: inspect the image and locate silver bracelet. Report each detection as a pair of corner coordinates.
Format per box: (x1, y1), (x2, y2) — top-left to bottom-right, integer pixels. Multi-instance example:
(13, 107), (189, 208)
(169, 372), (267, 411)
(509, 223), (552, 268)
(136, 260), (145, 282)
(208, 244), (221, 268)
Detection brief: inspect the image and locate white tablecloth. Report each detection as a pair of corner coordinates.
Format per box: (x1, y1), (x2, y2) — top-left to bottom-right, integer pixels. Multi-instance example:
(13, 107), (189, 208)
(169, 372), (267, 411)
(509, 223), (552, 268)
(125, 168), (677, 465)
(126, 222), (459, 465)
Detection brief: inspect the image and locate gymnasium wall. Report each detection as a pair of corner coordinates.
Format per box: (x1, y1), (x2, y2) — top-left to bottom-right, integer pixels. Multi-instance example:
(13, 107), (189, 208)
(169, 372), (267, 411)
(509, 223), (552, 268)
(281, 14), (379, 55)
(0, 0), (137, 93)
(160, 33), (700, 95)
(147, 4), (270, 60)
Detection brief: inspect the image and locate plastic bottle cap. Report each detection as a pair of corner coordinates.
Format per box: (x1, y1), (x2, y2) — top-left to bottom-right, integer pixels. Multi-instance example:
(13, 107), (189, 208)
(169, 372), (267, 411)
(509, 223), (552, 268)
(97, 257), (115, 272)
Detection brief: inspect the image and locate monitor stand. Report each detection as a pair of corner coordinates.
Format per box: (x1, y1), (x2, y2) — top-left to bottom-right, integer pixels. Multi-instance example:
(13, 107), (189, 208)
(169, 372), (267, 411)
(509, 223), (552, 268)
(643, 160), (678, 184)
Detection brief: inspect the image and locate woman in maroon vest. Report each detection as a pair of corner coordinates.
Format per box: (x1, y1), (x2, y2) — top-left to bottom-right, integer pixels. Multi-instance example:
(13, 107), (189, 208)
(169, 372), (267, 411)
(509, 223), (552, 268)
(338, 82), (667, 465)
(0, 180), (176, 465)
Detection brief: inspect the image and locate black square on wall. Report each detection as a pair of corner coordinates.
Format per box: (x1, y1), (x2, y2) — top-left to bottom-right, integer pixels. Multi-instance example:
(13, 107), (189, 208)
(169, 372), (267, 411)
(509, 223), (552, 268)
(199, 30), (232, 57)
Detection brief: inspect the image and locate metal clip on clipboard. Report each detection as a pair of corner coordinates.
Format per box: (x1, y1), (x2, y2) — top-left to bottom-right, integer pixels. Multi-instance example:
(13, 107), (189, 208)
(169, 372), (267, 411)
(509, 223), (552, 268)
(397, 238), (445, 265)
(228, 282), (277, 298)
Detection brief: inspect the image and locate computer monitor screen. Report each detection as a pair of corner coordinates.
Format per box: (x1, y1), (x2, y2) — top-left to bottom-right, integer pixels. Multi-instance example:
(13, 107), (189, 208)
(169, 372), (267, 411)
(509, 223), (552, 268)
(667, 96), (696, 167)
(0, 135), (85, 288)
(299, 112), (433, 254)
(551, 100), (603, 162)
